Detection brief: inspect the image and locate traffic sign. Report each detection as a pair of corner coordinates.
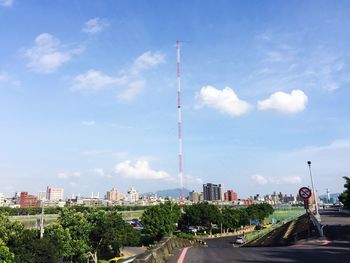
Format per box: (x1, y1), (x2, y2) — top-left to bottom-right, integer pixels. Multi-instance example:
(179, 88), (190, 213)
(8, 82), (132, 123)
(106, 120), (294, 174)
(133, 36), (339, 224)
(299, 187), (312, 200)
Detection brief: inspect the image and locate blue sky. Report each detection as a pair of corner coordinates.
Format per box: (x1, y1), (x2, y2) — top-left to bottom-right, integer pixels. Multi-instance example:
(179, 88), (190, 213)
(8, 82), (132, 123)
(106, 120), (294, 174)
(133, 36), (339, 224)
(1, 0), (350, 198)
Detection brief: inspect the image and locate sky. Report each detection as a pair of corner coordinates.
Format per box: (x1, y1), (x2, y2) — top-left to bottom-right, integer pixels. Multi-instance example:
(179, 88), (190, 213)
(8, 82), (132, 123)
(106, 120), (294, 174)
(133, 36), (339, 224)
(1, 0), (350, 198)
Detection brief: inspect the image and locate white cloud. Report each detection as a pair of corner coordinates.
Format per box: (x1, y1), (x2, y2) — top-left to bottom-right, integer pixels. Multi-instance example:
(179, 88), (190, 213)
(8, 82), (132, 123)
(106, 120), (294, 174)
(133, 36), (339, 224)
(72, 70), (127, 91)
(300, 139), (350, 153)
(258, 89), (308, 113)
(118, 80), (145, 101)
(72, 51), (165, 100)
(266, 51), (283, 62)
(24, 33), (81, 73)
(196, 86), (252, 116)
(0, 72), (20, 87)
(129, 51), (165, 75)
(184, 174), (203, 184)
(92, 168), (112, 178)
(0, 0), (13, 7)
(82, 17), (109, 34)
(251, 174), (269, 185)
(114, 160), (171, 180)
(81, 120), (96, 126)
(251, 174), (302, 185)
(57, 171), (81, 179)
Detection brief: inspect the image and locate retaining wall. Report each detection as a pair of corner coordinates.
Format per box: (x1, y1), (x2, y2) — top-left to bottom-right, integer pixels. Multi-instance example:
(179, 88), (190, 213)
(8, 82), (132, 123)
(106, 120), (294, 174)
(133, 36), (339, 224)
(133, 237), (204, 263)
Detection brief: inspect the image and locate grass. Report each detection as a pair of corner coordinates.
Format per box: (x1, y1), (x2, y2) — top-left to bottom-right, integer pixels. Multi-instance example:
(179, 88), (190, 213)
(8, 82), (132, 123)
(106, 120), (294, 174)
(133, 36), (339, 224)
(119, 210), (144, 220)
(245, 224), (280, 243)
(10, 210), (145, 228)
(9, 214), (59, 228)
(245, 208), (305, 243)
(267, 208), (304, 223)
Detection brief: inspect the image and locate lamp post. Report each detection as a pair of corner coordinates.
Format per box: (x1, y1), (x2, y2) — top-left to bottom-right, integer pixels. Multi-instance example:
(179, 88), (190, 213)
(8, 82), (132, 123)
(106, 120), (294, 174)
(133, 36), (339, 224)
(307, 161), (320, 221)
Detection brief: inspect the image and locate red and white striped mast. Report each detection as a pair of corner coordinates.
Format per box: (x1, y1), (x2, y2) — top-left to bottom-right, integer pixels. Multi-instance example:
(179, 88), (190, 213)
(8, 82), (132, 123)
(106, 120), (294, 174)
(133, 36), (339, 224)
(176, 40), (184, 206)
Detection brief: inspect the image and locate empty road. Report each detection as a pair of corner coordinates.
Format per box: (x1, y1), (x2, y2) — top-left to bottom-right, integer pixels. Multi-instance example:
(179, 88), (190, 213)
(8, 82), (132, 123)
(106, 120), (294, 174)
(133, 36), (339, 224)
(167, 208), (350, 263)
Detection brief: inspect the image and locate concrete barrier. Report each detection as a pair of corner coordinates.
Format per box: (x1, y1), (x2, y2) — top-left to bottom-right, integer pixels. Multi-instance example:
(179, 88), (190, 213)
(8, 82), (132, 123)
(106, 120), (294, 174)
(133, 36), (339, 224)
(133, 237), (204, 263)
(339, 208), (350, 215)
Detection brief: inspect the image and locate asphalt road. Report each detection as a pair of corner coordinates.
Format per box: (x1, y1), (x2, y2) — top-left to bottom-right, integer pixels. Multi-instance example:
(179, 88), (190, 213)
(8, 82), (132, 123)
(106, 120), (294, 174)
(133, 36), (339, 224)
(167, 208), (350, 263)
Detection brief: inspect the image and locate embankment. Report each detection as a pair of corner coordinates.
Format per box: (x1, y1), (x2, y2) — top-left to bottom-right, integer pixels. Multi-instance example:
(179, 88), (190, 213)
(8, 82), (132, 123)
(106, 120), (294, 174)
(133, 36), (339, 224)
(245, 213), (317, 247)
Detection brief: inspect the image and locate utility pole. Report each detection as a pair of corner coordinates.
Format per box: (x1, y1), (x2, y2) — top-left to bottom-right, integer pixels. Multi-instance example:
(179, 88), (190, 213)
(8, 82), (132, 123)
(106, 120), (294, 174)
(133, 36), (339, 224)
(307, 161), (320, 221)
(40, 203), (44, 238)
(176, 40), (184, 207)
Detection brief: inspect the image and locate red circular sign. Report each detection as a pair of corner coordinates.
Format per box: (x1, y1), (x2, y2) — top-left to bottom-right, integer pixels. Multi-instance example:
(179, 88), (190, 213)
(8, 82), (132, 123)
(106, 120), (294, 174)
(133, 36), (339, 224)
(299, 187), (312, 199)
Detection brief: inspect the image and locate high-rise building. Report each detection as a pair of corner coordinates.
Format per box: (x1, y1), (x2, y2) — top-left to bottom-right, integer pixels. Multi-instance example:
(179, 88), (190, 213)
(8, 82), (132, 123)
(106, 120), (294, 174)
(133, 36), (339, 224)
(46, 186), (64, 201)
(127, 187), (139, 203)
(224, 190), (238, 202)
(19, 192), (38, 207)
(106, 187), (124, 201)
(37, 191), (47, 201)
(203, 183), (224, 201)
(189, 191), (203, 203)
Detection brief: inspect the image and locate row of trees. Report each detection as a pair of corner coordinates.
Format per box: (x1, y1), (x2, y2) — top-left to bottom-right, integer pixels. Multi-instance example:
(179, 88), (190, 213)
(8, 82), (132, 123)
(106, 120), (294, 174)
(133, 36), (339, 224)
(140, 202), (274, 242)
(0, 205), (147, 216)
(339, 176), (350, 209)
(0, 208), (140, 263)
(181, 203), (274, 232)
(1, 202), (274, 262)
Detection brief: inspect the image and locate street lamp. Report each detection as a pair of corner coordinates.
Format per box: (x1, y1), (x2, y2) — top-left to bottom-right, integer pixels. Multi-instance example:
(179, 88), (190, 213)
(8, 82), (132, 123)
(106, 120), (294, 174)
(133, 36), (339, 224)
(307, 161), (320, 221)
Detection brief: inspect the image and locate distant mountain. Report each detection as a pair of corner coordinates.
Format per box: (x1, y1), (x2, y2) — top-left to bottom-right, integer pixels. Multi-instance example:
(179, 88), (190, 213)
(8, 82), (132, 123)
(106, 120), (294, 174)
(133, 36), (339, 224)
(142, 188), (191, 199)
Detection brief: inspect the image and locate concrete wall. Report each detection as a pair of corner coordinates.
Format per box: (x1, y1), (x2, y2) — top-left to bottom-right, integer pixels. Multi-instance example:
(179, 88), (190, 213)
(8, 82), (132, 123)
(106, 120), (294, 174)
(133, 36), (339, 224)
(339, 208), (350, 215)
(133, 237), (204, 263)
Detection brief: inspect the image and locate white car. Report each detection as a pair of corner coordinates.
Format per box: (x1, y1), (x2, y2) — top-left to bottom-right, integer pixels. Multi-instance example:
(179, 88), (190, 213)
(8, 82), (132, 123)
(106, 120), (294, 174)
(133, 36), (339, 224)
(235, 236), (245, 244)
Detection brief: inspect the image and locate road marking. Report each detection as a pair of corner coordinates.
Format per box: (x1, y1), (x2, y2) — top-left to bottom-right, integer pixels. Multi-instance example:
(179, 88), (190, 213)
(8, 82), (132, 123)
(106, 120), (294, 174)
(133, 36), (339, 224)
(322, 240), (330, 245)
(177, 247), (189, 263)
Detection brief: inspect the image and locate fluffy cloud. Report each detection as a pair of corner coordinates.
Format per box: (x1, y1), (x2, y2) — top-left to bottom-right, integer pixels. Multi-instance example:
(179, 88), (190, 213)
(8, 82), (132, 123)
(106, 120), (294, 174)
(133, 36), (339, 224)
(72, 70), (127, 91)
(57, 171), (81, 179)
(118, 80), (145, 101)
(82, 17), (109, 34)
(81, 120), (96, 126)
(129, 51), (165, 75)
(251, 174), (302, 185)
(251, 174), (269, 185)
(258, 89), (308, 113)
(0, 0), (13, 7)
(114, 160), (171, 180)
(92, 168), (112, 178)
(184, 175), (203, 184)
(196, 86), (251, 116)
(24, 33), (81, 73)
(72, 51), (165, 100)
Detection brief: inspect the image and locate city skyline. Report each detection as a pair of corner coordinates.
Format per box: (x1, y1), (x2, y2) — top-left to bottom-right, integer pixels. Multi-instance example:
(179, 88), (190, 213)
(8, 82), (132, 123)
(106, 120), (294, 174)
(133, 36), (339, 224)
(1, 1), (350, 197)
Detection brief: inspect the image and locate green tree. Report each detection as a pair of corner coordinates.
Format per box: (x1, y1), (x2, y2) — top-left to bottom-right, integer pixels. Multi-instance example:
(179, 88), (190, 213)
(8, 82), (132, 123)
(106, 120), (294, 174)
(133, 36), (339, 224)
(44, 223), (73, 259)
(339, 176), (350, 209)
(0, 239), (14, 263)
(141, 202), (181, 241)
(221, 207), (240, 231)
(58, 208), (92, 263)
(87, 210), (140, 259)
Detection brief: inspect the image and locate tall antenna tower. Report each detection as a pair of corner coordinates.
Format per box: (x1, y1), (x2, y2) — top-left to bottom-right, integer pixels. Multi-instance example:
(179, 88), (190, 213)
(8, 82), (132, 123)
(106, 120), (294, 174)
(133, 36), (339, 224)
(176, 40), (184, 206)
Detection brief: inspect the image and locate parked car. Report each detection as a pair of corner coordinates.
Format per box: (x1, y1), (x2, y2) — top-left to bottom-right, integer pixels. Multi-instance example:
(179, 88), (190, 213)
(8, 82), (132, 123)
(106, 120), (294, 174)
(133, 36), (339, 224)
(254, 225), (263, 230)
(187, 226), (198, 234)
